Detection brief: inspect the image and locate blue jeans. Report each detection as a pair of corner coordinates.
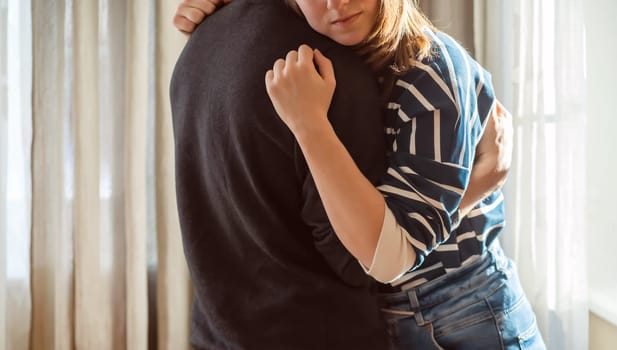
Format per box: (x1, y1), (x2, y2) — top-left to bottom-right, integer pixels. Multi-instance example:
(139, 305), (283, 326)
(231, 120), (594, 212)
(379, 244), (546, 350)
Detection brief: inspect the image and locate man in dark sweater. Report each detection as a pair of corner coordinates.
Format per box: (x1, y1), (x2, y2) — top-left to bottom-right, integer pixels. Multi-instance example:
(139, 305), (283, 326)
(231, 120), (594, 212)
(170, 1), (388, 348)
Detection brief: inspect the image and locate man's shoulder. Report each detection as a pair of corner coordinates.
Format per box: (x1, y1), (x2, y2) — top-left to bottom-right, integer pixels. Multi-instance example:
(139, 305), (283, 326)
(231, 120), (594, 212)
(195, 0), (312, 42)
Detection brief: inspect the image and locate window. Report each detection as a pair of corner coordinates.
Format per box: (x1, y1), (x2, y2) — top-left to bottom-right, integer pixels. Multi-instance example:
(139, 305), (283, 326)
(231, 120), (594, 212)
(585, 0), (617, 327)
(1, 0), (33, 346)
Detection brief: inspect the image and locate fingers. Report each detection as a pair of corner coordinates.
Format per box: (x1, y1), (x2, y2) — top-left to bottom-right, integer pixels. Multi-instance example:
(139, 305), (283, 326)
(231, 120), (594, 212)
(496, 101), (513, 168)
(271, 46), (309, 79)
(267, 45), (330, 82)
(265, 69), (274, 83)
(286, 50), (299, 64)
(493, 100), (511, 122)
(492, 100), (513, 145)
(173, 15), (197, 33)
(177, 0), (213, 22)
(173, 0), (222, 33)
(476, 100), (513, 173)
(265, 69), (274, 92)
(297, 44), (313, 65)
(273, 58), (286, 77)
(313, 48), (335, 83)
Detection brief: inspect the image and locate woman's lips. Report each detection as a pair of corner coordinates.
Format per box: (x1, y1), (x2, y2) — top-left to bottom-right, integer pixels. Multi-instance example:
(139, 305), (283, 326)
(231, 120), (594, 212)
(332, 12), (361, 26)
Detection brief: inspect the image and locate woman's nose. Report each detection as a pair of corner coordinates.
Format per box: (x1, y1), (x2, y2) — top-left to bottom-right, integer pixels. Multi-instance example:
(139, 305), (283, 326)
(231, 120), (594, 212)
(327, 0), (351, 10)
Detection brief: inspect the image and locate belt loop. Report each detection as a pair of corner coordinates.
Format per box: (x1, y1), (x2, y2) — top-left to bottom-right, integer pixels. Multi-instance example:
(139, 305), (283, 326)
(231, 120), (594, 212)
(407, 289), (426, 326)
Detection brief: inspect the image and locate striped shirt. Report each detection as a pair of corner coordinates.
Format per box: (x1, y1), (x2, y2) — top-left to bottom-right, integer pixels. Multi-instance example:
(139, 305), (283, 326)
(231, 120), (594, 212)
(368, 30), (504, 291)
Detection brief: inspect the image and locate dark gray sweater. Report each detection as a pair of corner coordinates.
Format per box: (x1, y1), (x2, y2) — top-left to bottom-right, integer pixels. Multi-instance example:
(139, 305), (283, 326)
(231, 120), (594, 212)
(170, 1), (388, 348)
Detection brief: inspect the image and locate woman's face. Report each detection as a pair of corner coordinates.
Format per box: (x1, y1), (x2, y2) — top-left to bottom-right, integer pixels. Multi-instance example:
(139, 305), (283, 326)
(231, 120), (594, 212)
(294, 0), (380, 46)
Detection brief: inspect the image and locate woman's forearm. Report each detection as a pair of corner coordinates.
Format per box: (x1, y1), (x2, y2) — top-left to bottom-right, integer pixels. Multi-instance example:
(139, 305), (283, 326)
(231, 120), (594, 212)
(459, 100), (512, 217)
(294, 119), (385, 267)
(264, 46), (413, 269)
(459, 154), (507, 217)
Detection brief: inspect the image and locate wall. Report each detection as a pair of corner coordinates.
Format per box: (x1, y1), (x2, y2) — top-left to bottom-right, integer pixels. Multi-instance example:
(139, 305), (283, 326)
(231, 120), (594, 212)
(590, 314), (617, 350)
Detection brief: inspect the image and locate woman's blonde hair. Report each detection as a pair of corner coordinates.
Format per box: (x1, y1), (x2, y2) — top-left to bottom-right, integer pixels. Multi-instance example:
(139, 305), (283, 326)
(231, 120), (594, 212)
(285, 0), (435, 74)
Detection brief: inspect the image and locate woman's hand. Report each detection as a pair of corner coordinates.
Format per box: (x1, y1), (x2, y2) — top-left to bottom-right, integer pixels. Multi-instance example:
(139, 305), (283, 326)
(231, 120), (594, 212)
(173, 0), (230, 34)
(265, 45), (336, 136)
(459, 100), (513, 217)
(477, 100), (513, 177)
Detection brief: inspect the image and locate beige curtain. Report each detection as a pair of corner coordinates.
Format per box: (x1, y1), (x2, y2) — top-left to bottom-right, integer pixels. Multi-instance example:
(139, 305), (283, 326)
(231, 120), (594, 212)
(2, 0), (192, 348)
(418, 0), (476, 54)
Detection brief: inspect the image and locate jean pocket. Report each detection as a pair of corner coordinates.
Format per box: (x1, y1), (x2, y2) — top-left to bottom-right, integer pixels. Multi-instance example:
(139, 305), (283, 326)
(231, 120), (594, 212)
(431, 299), (502, 349)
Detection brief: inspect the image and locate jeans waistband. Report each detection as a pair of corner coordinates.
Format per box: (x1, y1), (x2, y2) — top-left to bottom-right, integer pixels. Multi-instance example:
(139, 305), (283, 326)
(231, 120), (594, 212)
(378, 242), (509, 312)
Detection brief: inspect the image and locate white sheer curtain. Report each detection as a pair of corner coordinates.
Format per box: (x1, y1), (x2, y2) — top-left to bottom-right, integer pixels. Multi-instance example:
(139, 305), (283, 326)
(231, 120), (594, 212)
(0, 0), (8, 347)
(2, 0), (192, 349)
(476, 0), (589, 349)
